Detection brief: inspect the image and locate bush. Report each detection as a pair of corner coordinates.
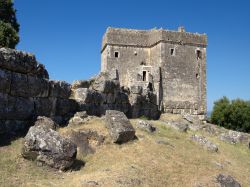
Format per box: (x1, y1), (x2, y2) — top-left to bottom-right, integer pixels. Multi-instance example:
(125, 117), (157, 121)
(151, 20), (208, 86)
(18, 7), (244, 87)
(0, 21), (19, 48)
(211, 96), (250, 132)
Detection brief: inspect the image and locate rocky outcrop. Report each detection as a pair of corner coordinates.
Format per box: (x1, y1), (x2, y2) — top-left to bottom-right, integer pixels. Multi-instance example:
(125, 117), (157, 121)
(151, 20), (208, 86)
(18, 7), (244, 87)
(191, 134), (218, 152)
(105, 110), (135, 143)
(216, 174), (241, 187)
(34, 116), (58, 130)
(68, 111), (88, 125)
(22, 120), (77, 170)
(0, 48), (78, 135)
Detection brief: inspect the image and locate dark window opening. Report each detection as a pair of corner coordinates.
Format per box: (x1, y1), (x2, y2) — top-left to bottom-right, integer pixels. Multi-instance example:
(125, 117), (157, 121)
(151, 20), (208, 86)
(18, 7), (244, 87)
(170, 48), (174, 56)
(196, 50), (202, 60)
(196, 73), (199, 79)
(115, 51), (119, 58)
(143, 71), (147, 81)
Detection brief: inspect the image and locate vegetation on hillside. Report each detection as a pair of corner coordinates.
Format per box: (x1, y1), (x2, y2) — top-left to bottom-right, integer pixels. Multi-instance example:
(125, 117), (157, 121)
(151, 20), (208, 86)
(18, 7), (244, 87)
(211, 96), (250, 132)
(0, 0), (19, 48)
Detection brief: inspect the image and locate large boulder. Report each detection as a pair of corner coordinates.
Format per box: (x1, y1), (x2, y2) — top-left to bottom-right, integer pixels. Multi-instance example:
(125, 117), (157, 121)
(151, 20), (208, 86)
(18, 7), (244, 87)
(68, 111), (88, 125)
(72, 80), (93, 89)
(191, 134), (218, 152)
(216, 174), (241, 187)
(0, 69), (11, 94)
(105, 110), (135, 143)
(22, 120), (77, 170)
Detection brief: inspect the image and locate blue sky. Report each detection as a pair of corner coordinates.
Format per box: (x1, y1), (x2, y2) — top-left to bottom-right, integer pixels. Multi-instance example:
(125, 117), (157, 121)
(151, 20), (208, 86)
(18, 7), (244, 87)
(14, 0), (250, 111)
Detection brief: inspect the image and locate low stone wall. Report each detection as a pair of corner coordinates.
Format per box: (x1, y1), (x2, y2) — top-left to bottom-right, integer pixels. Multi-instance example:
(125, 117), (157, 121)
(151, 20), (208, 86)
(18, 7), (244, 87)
(0, 48), (78, 135)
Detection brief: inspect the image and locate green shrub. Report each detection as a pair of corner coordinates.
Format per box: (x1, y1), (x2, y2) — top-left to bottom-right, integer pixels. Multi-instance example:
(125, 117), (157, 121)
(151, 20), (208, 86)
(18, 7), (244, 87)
(211, 96), (250, 132)
(0, 21), (19, 48)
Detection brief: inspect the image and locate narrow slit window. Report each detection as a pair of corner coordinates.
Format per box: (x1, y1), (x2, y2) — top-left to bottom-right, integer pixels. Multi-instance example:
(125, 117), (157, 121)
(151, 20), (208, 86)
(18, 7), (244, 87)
(170, 48), (175, 56)
(114, 51), (119, 58)
(196, 50), (202, 60)
(143, 71), (147, 81)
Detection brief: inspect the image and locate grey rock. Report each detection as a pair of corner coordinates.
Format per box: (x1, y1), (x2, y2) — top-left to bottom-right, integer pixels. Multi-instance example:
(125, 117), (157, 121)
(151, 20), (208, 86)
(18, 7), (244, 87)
(73, 88), (93, 103)
(22, 124), (77, 170)
(0, 48), (37, 74)
(27, 75), (49, 97)
(166, 121), (189, 132)
(105, 110), (135, 143)
(0, 120), (30, 134)
(49, 80), (71, 99)
(36, 63), (49, 79)
(0, 93), (34, 120)
(69, 111), (88, 125)
(34, 97), (57, 117)
(72, 80), (92, 89)
(0, 69), (11, 94)
(216, 174), (241, 187)
(191, 134), (218, 152)
(220, 130), (249, 145)
(10, 72), (29, 97)
(55, 98), (78, 116)
(137, 120), (156, 132)
(34, 116), (58, 130)
(91, 73), (120, 93)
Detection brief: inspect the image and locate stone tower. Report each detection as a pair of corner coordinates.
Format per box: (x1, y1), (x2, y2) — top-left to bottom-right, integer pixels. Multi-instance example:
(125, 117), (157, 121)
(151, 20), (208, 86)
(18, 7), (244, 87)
(101, 27), (207, 119)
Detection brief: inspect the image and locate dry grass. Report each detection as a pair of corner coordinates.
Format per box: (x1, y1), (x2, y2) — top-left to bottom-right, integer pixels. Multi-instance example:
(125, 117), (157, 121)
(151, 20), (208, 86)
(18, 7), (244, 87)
(0, 117), (250, 187)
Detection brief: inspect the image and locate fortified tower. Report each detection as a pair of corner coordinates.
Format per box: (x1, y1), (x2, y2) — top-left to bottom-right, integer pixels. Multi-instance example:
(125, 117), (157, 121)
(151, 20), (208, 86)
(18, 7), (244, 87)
(101, 27), (207, 119)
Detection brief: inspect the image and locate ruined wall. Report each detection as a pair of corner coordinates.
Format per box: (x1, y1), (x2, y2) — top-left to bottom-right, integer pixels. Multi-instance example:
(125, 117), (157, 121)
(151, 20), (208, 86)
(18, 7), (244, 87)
(0, 48), (78, 135)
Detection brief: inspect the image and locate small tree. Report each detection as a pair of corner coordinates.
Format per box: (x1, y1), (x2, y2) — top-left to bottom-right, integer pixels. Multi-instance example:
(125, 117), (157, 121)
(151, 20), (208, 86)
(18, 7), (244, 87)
(211, 96), (250, 132)
(0, 0), (19, 48)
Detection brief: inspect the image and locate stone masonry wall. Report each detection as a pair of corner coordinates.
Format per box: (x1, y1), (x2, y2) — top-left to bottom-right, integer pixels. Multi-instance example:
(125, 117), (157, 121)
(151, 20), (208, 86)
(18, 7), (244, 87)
(0, 48), (78, 135)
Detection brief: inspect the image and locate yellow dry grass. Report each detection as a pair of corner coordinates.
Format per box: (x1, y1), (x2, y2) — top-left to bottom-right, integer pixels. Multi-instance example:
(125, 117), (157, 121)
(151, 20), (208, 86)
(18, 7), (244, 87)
(0, 117), (249, 187)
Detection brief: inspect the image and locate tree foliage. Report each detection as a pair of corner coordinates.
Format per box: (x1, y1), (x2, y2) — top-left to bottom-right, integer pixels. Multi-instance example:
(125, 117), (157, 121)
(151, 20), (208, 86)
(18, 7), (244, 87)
(211, 96), (250, 132)
(0, 0), (19, 48)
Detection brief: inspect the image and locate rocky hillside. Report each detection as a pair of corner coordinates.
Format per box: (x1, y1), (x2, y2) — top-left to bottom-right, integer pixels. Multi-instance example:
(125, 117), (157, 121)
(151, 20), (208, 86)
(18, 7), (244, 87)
(0, 113), (249, 187)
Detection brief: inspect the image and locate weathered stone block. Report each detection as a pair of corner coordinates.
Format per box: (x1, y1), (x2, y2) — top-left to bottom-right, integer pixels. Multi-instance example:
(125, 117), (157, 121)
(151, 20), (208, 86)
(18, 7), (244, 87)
(0, 69), (11, 94)
(49, 80), (71, 99)
(28, 75), (50, 97)
(22, 123), (77, 170)
(55, 98), (78, 116)
(10, 72), (29, 97)
(72, 80), (92, 89)
(0, 93), (34, 120)
(0, 120), (30, 134)
(0, 48), (37, 74)
(105, 110), (135, 143)
(34, 97), (57, 117)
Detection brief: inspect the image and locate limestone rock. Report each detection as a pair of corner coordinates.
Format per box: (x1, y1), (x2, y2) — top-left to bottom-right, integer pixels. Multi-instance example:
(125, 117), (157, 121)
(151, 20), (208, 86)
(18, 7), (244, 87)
(34, 116), (58, 130)
(167, 121), (189, 132)
(130, 86), (143, 94)
(0, 93), (34, 120)
(49, 80), (71, 99)
(69, 111), (88, 125)
(0, 69), (11, 94)
(0, 48), (37, 74)
(72, 80), (92, 89)
(137, 120), (156, 132)
(22, 123), (77, 170)
(91, 73), (120, 93)
(191, 134), (218, 152)
(219, 130), (249, 145)
(36, 63), (49, 79)
(105, 110), (135, 143)
(216, 174), (241, 187)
